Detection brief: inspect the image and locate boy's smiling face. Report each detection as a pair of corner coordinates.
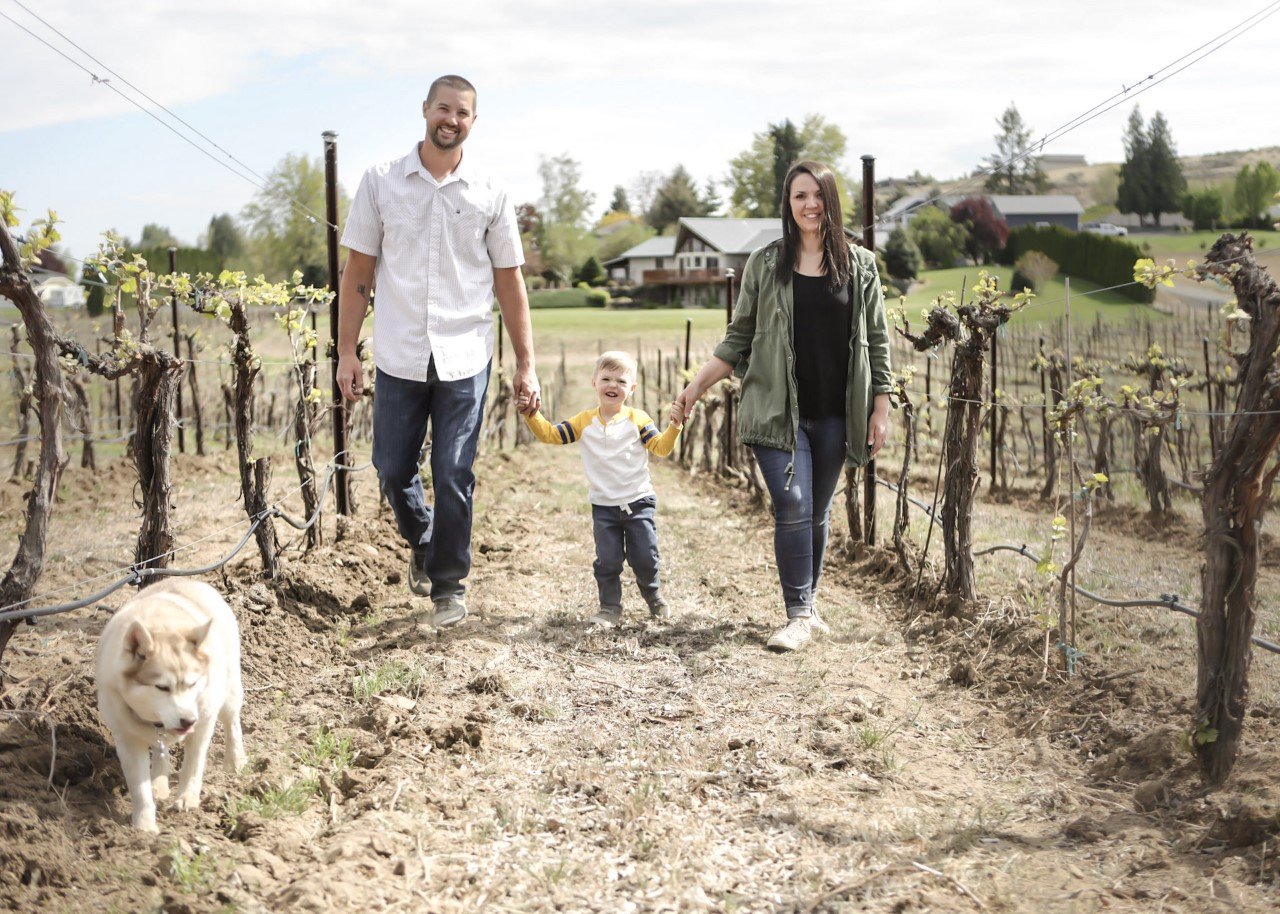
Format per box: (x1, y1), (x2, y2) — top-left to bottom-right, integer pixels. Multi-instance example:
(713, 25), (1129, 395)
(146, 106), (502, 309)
(594, 366), (636, 415)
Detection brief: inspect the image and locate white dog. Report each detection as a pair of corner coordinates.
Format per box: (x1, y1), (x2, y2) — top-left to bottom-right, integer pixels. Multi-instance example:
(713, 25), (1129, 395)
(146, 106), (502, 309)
(95, 578), (246, 832)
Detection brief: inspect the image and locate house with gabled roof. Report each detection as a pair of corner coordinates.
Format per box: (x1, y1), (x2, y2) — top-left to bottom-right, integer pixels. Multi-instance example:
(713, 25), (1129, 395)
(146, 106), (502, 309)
(603, 235), (676, 284)
(605, 216), (867, 307)
(878, 192), (1083, 234)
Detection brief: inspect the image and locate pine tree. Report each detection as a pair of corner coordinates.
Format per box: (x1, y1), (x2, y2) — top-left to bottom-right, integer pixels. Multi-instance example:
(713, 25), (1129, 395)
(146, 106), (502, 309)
(1145, 112), (1185, 227)
(607, 186), (631, 215)
(1117, 107), (1151, 226)
(645, 166), (714, 233)
(981, 104), (1048, 194)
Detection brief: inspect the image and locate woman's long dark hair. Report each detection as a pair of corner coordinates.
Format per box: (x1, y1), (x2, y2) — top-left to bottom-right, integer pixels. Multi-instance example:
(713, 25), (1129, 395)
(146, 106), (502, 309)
(777, 160), (851, 291)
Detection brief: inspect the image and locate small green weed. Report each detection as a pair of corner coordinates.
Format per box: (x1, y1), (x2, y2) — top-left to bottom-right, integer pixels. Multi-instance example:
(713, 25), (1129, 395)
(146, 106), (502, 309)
(352, 661), (427, 699)
(165, 843), (218, 894)
(300, 725), (354, 774)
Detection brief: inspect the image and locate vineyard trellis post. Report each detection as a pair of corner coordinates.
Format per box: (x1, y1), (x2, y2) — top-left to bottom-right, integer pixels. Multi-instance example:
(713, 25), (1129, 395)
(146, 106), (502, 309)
(860, 153), (878, 545)
(0, 207), (67, 677)
(324, 130), (353, 516)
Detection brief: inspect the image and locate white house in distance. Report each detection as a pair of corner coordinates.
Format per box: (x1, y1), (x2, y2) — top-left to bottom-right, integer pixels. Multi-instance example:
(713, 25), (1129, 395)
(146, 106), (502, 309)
(878, 192), (1083, 234)
(34, 273), (86, 309)
(605, 217), (784, 308)
(603, 235), (675, 284)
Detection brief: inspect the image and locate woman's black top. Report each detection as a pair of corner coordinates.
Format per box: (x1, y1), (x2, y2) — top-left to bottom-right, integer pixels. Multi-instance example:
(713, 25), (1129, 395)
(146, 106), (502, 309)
(791, 271), (851, 419)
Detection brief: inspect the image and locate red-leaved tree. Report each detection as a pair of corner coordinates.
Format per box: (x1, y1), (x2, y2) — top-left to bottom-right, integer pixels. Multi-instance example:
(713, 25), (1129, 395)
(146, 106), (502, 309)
(950, 196), (1009, 265)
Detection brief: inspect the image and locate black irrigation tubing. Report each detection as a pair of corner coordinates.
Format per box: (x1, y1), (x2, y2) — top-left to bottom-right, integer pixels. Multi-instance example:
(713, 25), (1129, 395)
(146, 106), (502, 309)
(0, 515), (265, 624)
(872, 476), (1280, 657)
(0, 456), (373, 624)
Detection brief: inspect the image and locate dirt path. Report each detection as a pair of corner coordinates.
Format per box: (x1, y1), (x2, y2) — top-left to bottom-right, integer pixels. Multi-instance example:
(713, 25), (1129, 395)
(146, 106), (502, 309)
(1, 443), (1277, 912)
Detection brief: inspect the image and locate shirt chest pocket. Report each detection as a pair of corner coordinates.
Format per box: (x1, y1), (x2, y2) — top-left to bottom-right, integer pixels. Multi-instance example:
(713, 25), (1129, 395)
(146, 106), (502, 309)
(452, 196), (491, 241)
(384, 198), (426, 242)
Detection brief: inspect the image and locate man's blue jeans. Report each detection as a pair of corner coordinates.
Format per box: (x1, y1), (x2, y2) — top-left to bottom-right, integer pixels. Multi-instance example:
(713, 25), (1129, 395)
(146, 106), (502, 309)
(752, 417), (847, 619)
(592, 495), (661, 610)
(372, 362), (489, 601)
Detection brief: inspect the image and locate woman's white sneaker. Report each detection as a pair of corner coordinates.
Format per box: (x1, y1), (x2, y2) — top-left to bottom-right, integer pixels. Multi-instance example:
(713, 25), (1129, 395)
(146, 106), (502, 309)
(767, 616), (814, 652)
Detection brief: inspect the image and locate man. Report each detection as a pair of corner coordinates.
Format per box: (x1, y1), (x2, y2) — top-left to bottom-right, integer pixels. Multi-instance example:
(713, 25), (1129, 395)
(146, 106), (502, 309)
(336, 74), (539, 628)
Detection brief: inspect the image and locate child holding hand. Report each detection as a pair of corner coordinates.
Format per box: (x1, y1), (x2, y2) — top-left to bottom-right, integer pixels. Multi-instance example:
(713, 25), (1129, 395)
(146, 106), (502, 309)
(519, 351), (681, 628)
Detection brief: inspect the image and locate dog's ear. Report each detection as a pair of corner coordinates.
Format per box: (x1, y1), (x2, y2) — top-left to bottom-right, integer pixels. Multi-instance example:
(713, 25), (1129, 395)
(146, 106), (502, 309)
(189, 619), (214, 653)
(125, 621), (153, 659)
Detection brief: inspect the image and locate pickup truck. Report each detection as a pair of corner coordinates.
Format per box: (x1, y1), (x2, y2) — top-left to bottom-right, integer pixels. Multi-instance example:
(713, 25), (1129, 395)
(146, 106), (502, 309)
(1083, 222), (1128, 237)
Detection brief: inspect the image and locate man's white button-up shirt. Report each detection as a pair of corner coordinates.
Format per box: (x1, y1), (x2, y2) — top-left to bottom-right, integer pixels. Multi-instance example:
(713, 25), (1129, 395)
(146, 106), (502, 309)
(340, 144), (524, 383)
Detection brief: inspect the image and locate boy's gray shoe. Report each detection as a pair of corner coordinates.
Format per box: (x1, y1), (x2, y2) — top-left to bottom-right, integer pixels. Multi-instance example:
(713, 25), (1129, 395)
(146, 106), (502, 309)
(408, 552), (430, 597)
(588, 606), (622, 629)
(430, 596), (467, 629)
(647, 598), (671, 621)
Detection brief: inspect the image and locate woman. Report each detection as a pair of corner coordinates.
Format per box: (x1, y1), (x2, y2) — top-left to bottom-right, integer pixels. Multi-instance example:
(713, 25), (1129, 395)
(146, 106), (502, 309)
(672, 160), (892, 652)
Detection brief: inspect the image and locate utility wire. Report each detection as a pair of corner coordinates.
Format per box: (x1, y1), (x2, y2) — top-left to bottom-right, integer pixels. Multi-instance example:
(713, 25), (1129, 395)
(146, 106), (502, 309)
(862, 0), (1280, 235)
(0, 5), (336, 232)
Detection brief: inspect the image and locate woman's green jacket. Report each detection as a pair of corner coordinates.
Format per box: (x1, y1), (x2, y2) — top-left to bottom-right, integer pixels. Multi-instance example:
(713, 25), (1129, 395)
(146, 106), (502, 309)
(711, 239), (892, 468)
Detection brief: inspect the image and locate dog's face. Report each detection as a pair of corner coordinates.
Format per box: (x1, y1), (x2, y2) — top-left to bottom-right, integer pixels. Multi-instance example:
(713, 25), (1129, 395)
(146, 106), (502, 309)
(118, 619), (213, 738)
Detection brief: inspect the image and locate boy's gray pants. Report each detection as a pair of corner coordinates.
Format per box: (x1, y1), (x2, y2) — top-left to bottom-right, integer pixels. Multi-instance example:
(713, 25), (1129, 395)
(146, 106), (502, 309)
(592, 495), (661, 610)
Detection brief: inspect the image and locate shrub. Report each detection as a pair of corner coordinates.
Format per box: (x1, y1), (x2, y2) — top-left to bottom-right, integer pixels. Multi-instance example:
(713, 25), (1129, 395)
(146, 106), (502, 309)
(574, 255), (606, 287)
(585, 288), (610, 308)
(908, 206), (966, 268)
(527, 288), (593, 309)
(1181, 188), (1225, 230)
(883, 227), (923, 281)
(1011, 250), (1058, 293)
(999, 224), (1154, 303)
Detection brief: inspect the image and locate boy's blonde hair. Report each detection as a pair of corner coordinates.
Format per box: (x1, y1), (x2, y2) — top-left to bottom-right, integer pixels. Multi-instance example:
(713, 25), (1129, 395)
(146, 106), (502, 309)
(594, 350), (637, 380)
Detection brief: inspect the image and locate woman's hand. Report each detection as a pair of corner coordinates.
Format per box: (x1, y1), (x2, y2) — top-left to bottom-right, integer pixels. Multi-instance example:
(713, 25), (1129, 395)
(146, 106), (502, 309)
(672, 384), (701, 424)
(867, 395), (891, 458)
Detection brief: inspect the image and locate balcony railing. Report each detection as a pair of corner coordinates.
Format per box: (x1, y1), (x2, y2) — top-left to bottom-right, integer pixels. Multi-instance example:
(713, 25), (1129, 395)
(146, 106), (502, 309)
(641, 268), (726, 285)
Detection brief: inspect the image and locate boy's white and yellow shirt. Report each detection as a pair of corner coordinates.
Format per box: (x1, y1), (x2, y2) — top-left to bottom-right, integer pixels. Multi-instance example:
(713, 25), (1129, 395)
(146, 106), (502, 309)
(523, 406), (680, 507)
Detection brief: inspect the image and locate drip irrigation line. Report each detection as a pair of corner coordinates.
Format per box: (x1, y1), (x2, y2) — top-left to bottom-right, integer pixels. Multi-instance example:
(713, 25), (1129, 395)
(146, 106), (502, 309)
(872, 476), (1280, 656)
(0, 453), (372, 621)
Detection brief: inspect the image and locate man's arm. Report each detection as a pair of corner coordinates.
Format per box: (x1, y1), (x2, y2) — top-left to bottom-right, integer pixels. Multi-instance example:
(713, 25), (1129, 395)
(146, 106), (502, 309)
(493, 266), (540, 414)
(336, 250), (376, 403)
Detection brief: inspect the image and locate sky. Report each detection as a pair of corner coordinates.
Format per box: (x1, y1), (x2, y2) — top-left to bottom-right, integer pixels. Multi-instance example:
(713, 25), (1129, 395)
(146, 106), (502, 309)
(1, 0), (1277, 260)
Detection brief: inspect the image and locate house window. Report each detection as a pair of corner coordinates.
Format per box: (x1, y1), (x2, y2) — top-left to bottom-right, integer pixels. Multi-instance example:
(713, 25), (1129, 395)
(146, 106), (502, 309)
(655, 258), (665, 269)
(707, 257), (719, 270)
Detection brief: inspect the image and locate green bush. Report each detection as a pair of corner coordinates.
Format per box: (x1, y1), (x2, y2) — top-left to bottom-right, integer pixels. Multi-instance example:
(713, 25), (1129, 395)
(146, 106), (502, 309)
(999, 225), (1153, 303)
(883, 227), (923, 281)
(585, 288), (610, 308)
(1011, 250), (1059, 293)
(527, 288), (593, 309)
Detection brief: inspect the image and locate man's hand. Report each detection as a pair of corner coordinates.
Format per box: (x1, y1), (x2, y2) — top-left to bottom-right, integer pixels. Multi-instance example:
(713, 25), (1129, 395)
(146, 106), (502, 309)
(336, 352), (364, 403)
(513, 364), (540, 415)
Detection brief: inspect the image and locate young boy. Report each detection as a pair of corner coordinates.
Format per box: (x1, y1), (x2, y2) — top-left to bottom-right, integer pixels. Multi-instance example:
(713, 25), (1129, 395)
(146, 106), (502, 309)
(520, 351), (681, 628)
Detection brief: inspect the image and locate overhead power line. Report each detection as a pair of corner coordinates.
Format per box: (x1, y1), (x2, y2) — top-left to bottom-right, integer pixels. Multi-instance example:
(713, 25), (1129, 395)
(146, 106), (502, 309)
(865, 0), (1280, 234)
(0, 3), (337, 232)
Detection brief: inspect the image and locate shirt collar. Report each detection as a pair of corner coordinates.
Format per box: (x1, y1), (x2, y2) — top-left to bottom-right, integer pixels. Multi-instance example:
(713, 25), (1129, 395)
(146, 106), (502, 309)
(402, 143), (472, 188)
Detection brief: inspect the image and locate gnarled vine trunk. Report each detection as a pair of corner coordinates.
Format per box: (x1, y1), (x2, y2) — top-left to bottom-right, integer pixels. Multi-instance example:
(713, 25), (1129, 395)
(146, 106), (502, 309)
(1196, 233), (1280, 785)
(0, 221), (68, 676)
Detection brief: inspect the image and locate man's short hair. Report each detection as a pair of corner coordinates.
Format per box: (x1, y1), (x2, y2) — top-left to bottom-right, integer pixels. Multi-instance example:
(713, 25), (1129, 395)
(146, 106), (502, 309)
(595, 350), (637, 379)
(426, 75), (477, 108)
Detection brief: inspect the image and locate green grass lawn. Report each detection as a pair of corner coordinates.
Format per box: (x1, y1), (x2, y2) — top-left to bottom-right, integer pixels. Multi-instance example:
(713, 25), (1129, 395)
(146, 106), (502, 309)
(526, 306), (728, 358)
(900, 266), (1167, 328)
(1128, 228), (1278, 258)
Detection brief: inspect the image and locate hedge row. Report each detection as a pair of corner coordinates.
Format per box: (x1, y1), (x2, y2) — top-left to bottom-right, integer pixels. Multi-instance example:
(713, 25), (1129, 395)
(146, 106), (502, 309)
(998, 226), (1154, 304)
